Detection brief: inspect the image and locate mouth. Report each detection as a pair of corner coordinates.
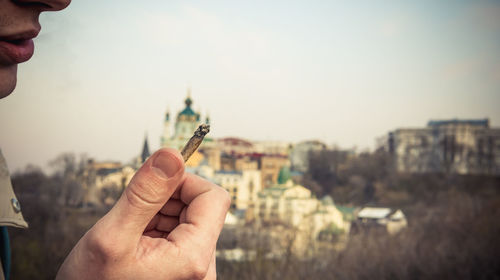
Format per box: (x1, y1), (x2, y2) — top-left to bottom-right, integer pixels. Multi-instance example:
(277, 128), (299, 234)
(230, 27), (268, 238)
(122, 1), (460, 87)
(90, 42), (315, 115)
(0, 30), (39, 65)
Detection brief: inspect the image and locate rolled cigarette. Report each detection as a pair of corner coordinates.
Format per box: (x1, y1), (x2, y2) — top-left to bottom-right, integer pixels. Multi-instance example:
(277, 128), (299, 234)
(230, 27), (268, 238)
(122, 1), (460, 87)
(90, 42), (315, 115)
(180, 124), (210, 162)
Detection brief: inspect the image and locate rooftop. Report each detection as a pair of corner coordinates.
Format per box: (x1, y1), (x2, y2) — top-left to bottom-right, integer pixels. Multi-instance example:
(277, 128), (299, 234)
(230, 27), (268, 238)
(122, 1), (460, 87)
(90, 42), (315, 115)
(427, 118), (489, 128)
(215, 170), (243, 175)
(357, 207), (392, 219)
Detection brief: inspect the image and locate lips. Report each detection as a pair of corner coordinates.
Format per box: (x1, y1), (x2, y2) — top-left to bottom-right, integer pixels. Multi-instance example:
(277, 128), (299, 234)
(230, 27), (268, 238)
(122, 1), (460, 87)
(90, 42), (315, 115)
(0, 38), (35, 64)
(0, 29), (39, 65)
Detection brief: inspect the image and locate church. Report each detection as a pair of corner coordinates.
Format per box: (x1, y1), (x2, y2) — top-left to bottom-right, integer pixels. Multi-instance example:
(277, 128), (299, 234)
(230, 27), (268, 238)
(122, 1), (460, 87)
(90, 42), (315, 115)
(160, 89), (215, 166)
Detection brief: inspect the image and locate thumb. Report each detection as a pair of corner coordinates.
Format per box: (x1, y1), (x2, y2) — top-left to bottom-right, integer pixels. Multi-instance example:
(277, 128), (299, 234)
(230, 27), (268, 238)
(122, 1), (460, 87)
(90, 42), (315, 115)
(98, 148), (184, 243)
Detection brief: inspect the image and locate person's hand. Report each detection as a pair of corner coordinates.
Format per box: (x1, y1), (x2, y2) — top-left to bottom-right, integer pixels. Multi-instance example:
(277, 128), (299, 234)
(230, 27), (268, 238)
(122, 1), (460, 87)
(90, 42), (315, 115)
(56, 148), (230, 280)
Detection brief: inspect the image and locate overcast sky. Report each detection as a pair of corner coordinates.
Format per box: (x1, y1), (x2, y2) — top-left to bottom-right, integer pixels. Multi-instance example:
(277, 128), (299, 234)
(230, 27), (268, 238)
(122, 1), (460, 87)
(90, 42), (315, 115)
(1, 0), (499, 172)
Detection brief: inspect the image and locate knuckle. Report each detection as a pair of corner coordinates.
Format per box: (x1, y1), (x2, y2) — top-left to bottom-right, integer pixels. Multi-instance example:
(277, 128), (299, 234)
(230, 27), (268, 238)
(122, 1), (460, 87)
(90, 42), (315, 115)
(183, 250), (210, 280)
(216, 187), (231, 210)
(125, 180), (159, 209)
(85, 227), (116, 260)
(188, 261), (208, 280)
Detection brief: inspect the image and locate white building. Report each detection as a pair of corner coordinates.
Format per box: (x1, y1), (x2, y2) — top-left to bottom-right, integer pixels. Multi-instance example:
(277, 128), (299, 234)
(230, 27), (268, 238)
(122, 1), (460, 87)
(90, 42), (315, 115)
(311, 196), (350, 239)
(224, 211), (239, 226)
(255, 180), (316, 226)
(354, 207), (407, 234)
(290, 140), (327, 172)
(382, 119), (500, 175)
(213, 170), (262, 211)
(254, 176), (349, 238)
(253, 140), (291, 156)
(83, 161), (136, 207)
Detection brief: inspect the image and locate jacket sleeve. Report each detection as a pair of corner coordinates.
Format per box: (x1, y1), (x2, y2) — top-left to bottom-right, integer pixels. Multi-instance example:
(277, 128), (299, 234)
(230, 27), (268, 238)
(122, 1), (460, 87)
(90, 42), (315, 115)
(0, 149), (28, 229)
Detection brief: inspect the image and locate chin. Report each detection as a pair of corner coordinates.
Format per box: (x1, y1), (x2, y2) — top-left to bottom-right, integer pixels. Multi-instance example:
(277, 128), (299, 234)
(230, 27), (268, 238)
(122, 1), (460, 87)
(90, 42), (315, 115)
(0, 64), (18, 99)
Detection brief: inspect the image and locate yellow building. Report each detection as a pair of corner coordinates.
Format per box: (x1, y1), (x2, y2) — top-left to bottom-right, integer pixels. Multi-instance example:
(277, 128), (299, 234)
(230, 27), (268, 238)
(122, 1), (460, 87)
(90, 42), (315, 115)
(214, 170), (262, 211)
(260, 155), (289, 189)
(253, 167), (349, 238)
(255, 179), (317, 226)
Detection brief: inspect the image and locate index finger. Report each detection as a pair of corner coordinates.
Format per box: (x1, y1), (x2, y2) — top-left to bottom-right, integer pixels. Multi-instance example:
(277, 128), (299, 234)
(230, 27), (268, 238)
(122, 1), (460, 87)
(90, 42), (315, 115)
(167, 173), (230, 253)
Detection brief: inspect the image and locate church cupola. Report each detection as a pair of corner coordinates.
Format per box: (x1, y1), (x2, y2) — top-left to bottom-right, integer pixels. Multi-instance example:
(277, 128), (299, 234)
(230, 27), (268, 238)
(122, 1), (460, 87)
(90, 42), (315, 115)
(205, 113), (210, 125)
(178, 89), (199, 122)
(185, 96), (192, 108)
(161, 88), (213, 150)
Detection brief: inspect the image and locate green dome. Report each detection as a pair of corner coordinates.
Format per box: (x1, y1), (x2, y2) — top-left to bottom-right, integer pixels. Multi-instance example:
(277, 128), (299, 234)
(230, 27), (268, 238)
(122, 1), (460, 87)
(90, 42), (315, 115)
(277, 165), (291, 185)
(185, 96), (192, 107)
(178, 96), (200, 120)
(179, 107), (196, 116)
(179, 96), (195, 115)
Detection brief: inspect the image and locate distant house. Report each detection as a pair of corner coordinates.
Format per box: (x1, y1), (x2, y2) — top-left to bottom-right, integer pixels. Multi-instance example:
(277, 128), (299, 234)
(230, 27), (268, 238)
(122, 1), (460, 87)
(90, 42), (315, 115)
(224, 211), (239, 226)
(254, 179), (318, 227)
(380, 118), (500, 175)
(83, 160), (136, 207)
(253, 167), (350, 237)
(289, 140), (327, 172)
(352, 207), (407, 235)
(213, 169), (262, 211)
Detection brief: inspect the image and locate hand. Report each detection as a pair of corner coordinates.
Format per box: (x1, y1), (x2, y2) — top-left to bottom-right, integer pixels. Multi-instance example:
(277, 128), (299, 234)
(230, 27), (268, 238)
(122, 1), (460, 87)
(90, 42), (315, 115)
(56, 148), (230, 280)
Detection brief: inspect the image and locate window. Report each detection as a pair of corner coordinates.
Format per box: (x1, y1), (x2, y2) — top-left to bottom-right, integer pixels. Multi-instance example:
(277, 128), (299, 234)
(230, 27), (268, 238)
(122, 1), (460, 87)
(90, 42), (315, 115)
(249, 181), (254, 194)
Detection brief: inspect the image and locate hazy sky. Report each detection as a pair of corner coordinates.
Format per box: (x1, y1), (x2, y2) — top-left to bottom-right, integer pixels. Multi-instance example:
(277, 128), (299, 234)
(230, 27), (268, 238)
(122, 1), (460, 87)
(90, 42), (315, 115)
(1, 0), (499, 172)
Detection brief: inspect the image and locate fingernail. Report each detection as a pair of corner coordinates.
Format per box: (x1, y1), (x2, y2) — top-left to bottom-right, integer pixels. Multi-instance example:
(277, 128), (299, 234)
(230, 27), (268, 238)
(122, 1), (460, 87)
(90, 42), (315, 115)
(152, 152), (181, 179)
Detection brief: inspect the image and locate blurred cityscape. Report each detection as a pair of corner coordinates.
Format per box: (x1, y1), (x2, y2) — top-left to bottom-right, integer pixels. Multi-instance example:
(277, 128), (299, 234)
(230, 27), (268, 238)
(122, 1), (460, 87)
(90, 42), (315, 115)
(9, 91), (500, 279)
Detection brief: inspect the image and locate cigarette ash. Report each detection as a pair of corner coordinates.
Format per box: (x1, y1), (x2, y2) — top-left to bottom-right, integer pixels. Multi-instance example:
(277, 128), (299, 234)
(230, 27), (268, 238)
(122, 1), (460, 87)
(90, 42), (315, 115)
(194, 124), (210, 137)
